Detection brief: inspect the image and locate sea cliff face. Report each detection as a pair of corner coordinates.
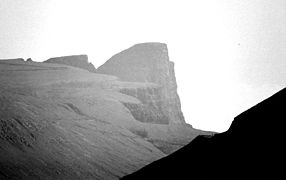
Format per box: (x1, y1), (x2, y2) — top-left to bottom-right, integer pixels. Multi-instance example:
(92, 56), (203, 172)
(97, 43), (185, 124)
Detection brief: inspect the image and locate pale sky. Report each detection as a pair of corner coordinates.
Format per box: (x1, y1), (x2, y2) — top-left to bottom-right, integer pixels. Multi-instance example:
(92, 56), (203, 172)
(1, 0), (286, 132)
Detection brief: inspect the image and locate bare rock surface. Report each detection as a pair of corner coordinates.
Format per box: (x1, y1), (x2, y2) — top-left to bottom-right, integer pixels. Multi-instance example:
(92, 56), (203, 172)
(97, 43), (185, 124)
(0, 57), (206, 179)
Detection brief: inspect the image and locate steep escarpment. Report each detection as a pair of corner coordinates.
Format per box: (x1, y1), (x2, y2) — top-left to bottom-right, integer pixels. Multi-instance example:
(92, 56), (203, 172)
(114, 83), (169, 124)
(97, 43), (185, 124)
(44, 55), (96, 72)
(0, 58), (205, 179)
(122, 88), (286, 179)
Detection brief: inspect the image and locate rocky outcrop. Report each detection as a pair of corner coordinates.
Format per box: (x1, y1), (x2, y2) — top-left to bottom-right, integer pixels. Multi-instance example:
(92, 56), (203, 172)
(118, 85), (168, 124)
(44, 55), (96, 72)
(0, 49), (208, 179)
(0, 58), (206, 179)
(26, 58), (33, 62)
(98, 43), (185, 124)
(122, 88), (286, 179)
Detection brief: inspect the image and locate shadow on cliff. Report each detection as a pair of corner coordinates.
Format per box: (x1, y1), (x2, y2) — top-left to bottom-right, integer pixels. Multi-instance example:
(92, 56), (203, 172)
(122, 88), (286, 179)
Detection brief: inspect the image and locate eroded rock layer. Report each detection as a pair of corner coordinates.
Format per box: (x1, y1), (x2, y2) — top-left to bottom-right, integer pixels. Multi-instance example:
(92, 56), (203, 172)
(0, 58), (205, 179)
(97, 43), (185, 124)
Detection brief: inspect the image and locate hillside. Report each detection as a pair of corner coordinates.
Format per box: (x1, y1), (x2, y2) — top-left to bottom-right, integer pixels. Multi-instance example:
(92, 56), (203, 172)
(0, 43), (205, 179)
(122, 87), (286, 179)
(44, 55), (96, 73)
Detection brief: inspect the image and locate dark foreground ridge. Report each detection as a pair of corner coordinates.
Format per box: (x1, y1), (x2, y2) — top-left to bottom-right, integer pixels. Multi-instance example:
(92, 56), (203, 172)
(122, 88), (286, 179)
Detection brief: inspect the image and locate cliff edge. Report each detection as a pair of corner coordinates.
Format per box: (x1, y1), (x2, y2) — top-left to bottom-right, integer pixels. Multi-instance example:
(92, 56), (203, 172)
(97, 43), (185, 124)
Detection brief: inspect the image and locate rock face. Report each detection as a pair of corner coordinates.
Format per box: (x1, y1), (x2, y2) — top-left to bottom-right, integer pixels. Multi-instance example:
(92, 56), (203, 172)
(44, 55), (96, 72)
(0, 56), (205, 179)
(122, 88), (286, 179)
(117, 84), (169, 124)
(97, 43), (185, 124)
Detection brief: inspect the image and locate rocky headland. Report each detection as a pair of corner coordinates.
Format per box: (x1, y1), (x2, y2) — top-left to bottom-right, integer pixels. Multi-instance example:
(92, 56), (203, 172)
(0, 43), (207, 179)
(98, 43), (185, 124)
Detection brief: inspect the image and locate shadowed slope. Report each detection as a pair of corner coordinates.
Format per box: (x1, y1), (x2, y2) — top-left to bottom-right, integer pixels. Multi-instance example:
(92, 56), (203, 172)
(122, 88), (286, 179)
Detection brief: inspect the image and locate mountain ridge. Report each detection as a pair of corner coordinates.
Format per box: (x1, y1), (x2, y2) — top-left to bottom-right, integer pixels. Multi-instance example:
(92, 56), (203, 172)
(121, 87), (286, 179)
(97, 43), (185, 124)
(0, 43), (207, 179)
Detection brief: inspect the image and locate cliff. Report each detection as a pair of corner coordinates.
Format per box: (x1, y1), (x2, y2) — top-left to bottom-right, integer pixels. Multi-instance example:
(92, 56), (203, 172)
(44, 54), (96, 72)
(122, 88), (286, 179)
(97, 43), (185, 124)
(0, 52), (205, 179)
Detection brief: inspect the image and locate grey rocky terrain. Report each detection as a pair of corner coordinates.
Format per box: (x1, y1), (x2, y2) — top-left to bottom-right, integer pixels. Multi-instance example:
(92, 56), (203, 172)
(0, 43), (208, 179)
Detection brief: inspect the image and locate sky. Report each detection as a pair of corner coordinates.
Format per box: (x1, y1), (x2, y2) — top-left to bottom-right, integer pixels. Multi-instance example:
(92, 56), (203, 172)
(1, 0), (286, 132)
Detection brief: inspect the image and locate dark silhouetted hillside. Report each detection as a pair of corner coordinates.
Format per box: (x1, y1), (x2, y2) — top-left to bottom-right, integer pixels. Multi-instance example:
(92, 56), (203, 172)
(122, 88), (286, 179)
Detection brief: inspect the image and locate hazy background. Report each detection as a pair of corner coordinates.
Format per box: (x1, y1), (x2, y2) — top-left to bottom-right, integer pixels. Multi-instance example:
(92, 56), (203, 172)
(1, 0), (285, 132)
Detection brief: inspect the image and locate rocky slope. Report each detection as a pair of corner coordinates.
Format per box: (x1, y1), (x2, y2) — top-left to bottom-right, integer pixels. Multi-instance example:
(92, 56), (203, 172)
(0, 47), (205, 179)
(97, 43), (185, 124)
(122, 88), (286, 179)
(44, 55), (96, 72)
